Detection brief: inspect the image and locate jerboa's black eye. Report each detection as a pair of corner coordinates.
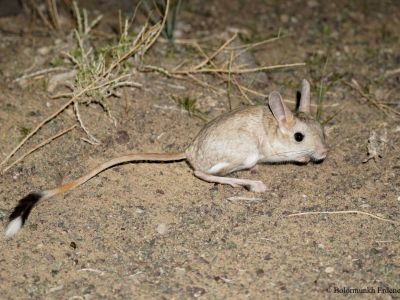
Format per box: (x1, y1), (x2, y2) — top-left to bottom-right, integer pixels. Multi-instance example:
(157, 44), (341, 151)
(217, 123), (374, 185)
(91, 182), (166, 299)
(294, 132), (304, 142)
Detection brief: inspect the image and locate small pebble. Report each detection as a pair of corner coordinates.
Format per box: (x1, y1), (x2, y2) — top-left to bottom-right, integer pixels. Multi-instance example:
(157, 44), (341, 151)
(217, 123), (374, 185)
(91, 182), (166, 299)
(186, 286), (206, 298)
(17, 78), (28, 89)
(156, 223), (168, 235)
(135, 208), (145, 214)
(175, 267), (185, 275)
(0, 209), (8, 220)
(280, 14), (289, 23)
(325, 267), (334, 273)
(37, 46), (50, 56)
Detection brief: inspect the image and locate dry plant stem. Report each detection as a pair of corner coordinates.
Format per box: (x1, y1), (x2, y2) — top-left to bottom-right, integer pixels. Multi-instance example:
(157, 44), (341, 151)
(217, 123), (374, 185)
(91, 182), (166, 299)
(159, 33), (223, 45)
(232, 78), (253, 104)
(172, 59), (189, 72)
(148, 65), (223, 96)
(174, 62), (306, 75)
(347, 80), (400, 117)
(143, 64), (174, 77)
(191, 39), (289, 104)
(47, 0), (60, 30)
(226, 35), (286, 51)
(86, 74), (142, 92)
(235, 82), (266, 98)
(193, 33), (238, 70)
(230, 36), (287, 65)
(15, 67), (68, 82)
(61, 51), (80, 66)
(1, 97), (73, 170)
(287, 210), (399, 225)
(192, 41), (252, 103)
(193, 39), (236, 105)
(112, 81), (143, 89)
(2, 125), (77, 173)
(51, 92), (74, 99)
(106, 0), (170, 75)
(32, 0), (54, 31)
(186, 74), (223, 94)
(384, 68), (400, 78)
(141, 65), (188, 84)
(192, 42), (219, 69)
(118, 9), (123, 36)
(74, 101), (100, 145)
(227, 52), (234, 110)
(189, 43), (228, 94)
(128, 0), (143, 29)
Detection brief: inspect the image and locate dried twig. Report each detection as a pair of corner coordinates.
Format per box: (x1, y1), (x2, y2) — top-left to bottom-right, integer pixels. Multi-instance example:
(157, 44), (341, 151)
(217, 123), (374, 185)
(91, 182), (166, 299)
(346, 79), (400, 117)
(141, 64), (175, 78)
(106, 0), (170, 74)
(192, 42), (218, 69)
(50, 92), (75, 99)
(226, 51), (234, 110)
(384, 68), (400, 78)
(226, 34), (286, 51)
(174, 62), (306, 75)
(145, 32), (303, 107)
(2, 125), (77, 173)
(193, 33), (238, 70)
(15, 67), (69, 82)
(1, 98), (74, 170)
(187, 42), (228, 94)
(287, 210), (399, 225)
(47, 0), (60, 30)
(229, 35), (287, 65)
(234, 82), (266, 98)
(232, 77), (253, 104)
(74, 101), (100, 145)
(32, 0), (55, 31)
(186, 74), (223, 94)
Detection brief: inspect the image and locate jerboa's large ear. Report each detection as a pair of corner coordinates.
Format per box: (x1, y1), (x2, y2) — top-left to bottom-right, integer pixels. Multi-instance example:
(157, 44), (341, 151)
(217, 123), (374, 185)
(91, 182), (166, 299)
(298, 79), (311, 114)
(268, 91), (294, 133)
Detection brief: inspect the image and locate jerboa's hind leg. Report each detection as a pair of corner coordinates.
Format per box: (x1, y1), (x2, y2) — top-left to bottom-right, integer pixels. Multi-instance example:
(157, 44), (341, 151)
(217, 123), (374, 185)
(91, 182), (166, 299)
(194, 170), (267, 192)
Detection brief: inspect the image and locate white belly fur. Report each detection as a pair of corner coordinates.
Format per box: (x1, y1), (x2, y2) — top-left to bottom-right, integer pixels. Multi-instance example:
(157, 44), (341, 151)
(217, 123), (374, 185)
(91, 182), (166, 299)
(207, 162), (229, 174)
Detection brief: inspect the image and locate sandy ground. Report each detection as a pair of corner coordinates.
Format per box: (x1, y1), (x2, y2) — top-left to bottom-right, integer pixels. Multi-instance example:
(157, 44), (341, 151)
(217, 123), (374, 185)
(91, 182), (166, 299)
(0, 0), (399, 299)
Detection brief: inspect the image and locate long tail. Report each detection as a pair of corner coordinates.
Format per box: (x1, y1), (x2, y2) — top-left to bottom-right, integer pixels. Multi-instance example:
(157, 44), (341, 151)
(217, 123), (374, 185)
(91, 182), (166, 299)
(5, 152), (186, 238)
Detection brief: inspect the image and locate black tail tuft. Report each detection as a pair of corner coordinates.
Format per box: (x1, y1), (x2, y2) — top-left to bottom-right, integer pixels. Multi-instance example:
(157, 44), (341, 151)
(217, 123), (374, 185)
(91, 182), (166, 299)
(9, 192), (42, 225)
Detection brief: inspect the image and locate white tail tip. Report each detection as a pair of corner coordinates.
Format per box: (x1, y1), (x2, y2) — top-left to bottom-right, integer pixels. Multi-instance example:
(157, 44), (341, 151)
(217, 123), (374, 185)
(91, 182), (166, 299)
(5, 217), (23, 238)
